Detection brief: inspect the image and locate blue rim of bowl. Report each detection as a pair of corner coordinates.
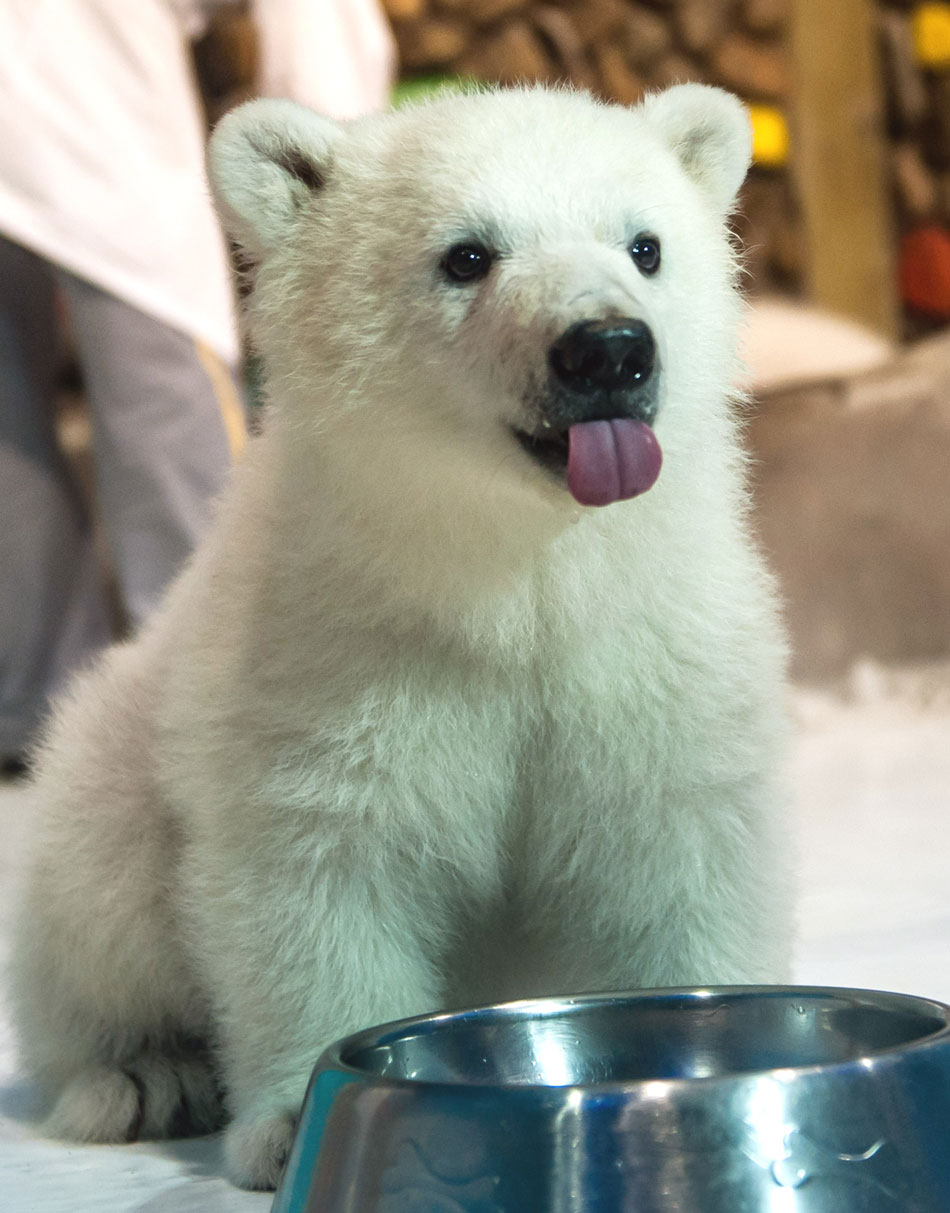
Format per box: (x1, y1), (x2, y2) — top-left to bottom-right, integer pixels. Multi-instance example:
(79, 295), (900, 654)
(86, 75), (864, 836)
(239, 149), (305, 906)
(315, 985), (950, 1095)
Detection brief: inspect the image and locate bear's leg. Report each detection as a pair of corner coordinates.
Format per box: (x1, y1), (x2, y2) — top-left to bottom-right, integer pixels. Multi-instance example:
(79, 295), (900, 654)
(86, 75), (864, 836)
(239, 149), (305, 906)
(10, 659), (220, 1141)
(13, 861), (221, 1144)
(44, 1052), (223, 1143)
(12, 834), (221, 1143)
(519, 775), (792, 994)
(190, 842), (447, 1191)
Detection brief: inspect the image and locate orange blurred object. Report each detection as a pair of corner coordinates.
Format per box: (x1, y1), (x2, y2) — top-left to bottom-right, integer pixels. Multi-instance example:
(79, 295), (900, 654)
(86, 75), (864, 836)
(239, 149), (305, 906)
(899, 225), (950, 317)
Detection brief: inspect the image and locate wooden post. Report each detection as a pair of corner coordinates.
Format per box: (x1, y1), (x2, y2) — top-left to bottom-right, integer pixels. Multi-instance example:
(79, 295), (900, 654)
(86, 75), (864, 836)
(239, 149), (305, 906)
(788, 0), (899, 338)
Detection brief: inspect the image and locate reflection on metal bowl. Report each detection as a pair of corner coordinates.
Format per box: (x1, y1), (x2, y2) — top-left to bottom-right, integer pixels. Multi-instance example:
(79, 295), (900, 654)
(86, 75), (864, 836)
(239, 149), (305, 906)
(272, 986), (950, 1212)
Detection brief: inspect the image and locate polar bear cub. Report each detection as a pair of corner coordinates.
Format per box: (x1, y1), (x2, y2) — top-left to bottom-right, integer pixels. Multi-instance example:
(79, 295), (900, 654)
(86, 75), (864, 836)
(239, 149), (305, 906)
(10, 84), (791, 1190)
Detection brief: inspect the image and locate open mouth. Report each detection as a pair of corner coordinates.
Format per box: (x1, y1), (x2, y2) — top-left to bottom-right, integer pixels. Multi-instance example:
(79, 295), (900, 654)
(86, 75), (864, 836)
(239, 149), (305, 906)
(512, 418), (663, 507)
(513, 426), (570, 477)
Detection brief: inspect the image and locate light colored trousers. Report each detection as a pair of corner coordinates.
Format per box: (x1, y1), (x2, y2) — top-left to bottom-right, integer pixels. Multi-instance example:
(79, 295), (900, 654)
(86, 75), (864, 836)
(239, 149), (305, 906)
(0, 234), (245, 756)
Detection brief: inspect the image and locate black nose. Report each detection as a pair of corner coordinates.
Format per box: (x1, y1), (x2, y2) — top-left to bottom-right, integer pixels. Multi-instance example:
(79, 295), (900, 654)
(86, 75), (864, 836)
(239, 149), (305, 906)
(549, 319), (656, 394)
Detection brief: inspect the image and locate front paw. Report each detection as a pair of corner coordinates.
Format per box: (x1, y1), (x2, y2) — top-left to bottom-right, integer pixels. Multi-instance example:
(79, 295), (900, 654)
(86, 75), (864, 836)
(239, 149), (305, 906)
(224, 1108), (297, 1190)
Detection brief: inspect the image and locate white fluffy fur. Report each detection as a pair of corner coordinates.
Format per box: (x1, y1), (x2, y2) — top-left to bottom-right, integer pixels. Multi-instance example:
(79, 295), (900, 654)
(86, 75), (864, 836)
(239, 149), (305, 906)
(10, 85), (791, 1191)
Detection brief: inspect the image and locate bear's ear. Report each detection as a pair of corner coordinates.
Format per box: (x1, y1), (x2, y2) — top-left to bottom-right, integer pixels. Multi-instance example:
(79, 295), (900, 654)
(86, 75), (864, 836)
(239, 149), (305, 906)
(640, 84), (752, 215)
(209, 99), (345, 258)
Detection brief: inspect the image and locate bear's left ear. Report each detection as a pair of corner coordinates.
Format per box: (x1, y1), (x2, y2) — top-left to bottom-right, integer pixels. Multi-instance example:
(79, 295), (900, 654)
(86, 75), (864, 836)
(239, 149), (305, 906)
(640, 84), (752, 216)
(209, 99), (345, 259)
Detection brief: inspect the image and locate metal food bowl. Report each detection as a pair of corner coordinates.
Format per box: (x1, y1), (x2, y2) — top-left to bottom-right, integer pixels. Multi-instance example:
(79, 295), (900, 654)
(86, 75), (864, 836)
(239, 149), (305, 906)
(271, 986), (950, 1212)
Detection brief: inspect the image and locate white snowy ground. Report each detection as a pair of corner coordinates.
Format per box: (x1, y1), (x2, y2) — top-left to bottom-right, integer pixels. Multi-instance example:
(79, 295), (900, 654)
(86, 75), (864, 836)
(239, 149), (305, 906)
(2, 662), (949, 1211)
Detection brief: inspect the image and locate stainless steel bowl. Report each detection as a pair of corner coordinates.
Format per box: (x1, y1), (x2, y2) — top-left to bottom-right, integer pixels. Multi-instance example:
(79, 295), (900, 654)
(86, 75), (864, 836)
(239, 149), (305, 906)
(271, 986), (950, 1212)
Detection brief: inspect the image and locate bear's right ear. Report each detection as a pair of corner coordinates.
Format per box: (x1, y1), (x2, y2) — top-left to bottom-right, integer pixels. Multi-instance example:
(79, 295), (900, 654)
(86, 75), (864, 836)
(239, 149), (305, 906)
(209, 99), (344, 259)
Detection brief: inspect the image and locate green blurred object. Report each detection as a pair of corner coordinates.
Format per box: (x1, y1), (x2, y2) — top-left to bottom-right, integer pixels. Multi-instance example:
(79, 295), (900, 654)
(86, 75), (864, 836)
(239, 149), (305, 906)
(391, 76), (481, 108)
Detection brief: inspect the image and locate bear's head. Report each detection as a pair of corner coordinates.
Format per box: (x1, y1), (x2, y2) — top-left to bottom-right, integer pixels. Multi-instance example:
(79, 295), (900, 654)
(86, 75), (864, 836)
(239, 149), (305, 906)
(210, 84), (750, 528)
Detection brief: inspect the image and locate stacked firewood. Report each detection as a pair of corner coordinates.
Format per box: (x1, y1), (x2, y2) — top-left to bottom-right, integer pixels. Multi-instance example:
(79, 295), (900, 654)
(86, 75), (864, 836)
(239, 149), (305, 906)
(385, 0), (785, 99)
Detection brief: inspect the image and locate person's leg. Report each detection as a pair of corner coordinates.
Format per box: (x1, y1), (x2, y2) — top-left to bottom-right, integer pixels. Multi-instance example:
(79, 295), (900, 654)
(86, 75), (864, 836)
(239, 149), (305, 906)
(57, 270), (245, 630)
(0, 237), (112, 761)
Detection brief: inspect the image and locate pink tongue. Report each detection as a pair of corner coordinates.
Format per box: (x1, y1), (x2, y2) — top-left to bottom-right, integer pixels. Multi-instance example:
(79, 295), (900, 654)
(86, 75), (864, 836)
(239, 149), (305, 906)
(567, 418), (663, 507)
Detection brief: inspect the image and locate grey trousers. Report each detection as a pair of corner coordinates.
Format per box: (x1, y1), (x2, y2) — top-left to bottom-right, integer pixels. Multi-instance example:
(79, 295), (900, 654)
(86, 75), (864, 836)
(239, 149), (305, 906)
(0, 234), (245, 756)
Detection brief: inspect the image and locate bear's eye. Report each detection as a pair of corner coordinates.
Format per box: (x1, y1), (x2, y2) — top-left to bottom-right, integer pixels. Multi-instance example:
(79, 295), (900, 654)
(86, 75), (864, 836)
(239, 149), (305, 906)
(442, 243), (494, 284)
(630, 235), (661, 276)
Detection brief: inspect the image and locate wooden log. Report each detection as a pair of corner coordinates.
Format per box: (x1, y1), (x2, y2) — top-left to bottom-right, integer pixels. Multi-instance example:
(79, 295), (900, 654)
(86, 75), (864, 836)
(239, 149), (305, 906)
(594, 43), (646, 104)
(456, 20), (556, 83)
(771, 207), (806, 281)
(735, 175), (803, 289)
(675, 0), (732, 57)
(712, 33), (789, 99)
(647, 52), (699, 89)
(560, 0), (627, 43)
(435, 0), (526, 22)
(938, 172), (950, 224)
(922, 75), (950, 171)
(893, 141), (939, 218)
(880, 10), (929, 132)
(532, 7), (597, 87)
(743, 0), (789, 35)
(381, 0), (427, 23)
(193, 12), (257, 98)
(394, 15), (470, 69)
(619, 6), (673, 70)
